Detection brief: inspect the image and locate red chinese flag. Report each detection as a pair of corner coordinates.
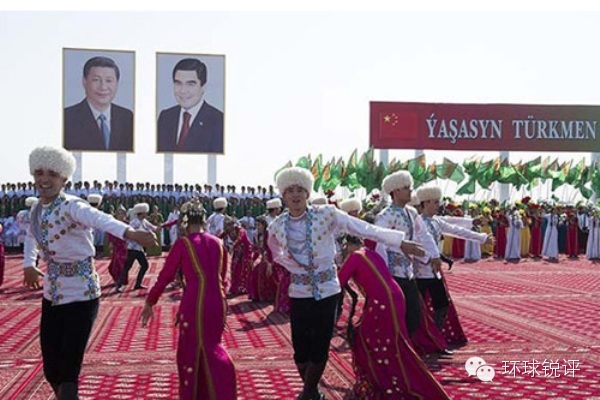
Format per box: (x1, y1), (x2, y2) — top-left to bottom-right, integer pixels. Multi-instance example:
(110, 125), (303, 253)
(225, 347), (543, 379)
(379, 111), (419, 139)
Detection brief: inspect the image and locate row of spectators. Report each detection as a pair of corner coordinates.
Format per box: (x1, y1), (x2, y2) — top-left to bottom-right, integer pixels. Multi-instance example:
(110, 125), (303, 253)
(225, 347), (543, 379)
(0, 180), (281, 219)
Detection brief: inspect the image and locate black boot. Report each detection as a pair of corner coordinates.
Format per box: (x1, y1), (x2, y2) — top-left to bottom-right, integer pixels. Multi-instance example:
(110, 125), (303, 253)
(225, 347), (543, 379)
(298, 361), (327, 400)
(57, 382), (79, 400)
(441, 254), (454, 270)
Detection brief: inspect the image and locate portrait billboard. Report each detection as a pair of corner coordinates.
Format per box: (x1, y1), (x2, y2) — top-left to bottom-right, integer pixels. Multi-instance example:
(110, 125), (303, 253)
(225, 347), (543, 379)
(63, 48), (135, 152)
(370, 101), (600, 153)
(156, 52), (225, 154)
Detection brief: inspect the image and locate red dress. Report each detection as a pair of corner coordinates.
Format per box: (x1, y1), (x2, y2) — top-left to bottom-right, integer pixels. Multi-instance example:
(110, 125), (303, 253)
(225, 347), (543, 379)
(146, 233), (236, 400)
(273, 263), (291, 315)
(108, 234), (128, 285)
(566, 215), (579, 257)
(451, 211), (465, 259)
(339, 249), (451, 400)
(494, 213), (508, 258)
(529, 215), (543, 257)
(247, 231), (277, 302)
(227, 227), (253, 296)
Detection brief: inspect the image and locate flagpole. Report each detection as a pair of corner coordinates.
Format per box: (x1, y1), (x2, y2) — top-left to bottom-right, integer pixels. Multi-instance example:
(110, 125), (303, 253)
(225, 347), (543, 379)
(379, 149), (389, 168)
(499, 151), (510, 202)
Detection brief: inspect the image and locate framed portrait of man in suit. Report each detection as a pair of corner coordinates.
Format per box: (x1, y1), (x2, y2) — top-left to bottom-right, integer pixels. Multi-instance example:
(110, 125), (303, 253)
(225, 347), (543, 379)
(156, 52), (225, 154)
(63, 48), (135, 153)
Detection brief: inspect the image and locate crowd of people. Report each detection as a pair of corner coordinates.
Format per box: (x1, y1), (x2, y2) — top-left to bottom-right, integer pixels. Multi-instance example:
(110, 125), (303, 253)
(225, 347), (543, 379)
(8, 146), (600, 400)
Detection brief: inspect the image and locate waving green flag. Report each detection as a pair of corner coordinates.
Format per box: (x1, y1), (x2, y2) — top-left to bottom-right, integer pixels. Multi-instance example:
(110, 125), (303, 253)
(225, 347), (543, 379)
(311, 154), (324, 191)
(295, 155), (312, 170)
(436, 157), (465, 184)
(406, 154), (427, 188)
(456, 177), (477, 195)
(322, 157), (343, 191)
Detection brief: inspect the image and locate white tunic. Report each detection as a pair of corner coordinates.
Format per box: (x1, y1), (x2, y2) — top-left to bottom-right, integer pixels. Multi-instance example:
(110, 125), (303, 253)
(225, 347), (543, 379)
(505, 212), (523, 260)
(586, 215), (600, 259)
(23, 193), (130, 305)
(416, 215), (487, 278)
(268, 205), (405, 299)
(206, 212), (225, 237)
(541, 214), (559, 259)
(374, 204), (439, 279)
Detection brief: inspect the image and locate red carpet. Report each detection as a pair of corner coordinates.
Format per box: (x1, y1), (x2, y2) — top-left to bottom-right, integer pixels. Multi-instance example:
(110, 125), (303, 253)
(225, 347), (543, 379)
(1, 254), (600, 399)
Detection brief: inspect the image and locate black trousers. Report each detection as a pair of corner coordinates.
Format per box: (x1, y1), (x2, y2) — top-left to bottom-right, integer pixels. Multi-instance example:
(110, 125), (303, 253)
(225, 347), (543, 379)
(393, 277), (421, 336)
(417, 278), (450, 310)
(118, 249), (149, 287)
(40, 298), (99, 387)
(290, 295), (338, 364)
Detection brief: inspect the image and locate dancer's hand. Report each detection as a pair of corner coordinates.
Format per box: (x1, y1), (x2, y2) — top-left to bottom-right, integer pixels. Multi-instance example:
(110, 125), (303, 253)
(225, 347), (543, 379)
(140, 302), (154, 327)
(127, 228), (159, 247)
(23, 267), (43, 289)
(431, 258), (442, 274)
(400, 240), (425, 257)
(485, 234), (495, 246)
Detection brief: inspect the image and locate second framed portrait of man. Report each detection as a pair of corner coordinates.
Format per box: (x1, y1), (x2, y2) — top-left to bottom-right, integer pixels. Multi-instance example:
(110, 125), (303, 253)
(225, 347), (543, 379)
(63, 48), (135, 152)
(156, 52), (225, 154)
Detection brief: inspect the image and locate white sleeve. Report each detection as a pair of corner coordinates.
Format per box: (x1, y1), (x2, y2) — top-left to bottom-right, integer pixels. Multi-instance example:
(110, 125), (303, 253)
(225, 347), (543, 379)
(438, 217), (488, 244)
(333, 208), (405, 249)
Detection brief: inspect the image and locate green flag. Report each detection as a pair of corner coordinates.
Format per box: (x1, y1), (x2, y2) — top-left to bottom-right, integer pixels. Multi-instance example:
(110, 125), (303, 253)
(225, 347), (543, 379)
(550, 160), (571, 191)
(311, 154), (323, 191)
(566, 158), (584, 185)
(456, 177), (477, 195)
(342, 149), (360, 190)
(436, 157), (465, 184)
(322, 157), (343, 191)
(356, 148), (376, 189)
(406, 154), (427, 188)
(591, 163), (600, 198)
(295, 155), (312, 170)
(475, 158), (495, 189)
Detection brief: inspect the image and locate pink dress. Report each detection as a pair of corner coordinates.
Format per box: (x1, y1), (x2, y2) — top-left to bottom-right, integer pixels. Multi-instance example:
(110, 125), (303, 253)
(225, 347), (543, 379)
(146, 233), (237, 400)
(227, 227), (253, 296)
(273, 263), (291, 314)
(410, 297), (448, 355)
(422, 280), (468, 347)
(339, 249), (451, 400)
(108, 234), (128, 285)
(248, 232), (277, 302)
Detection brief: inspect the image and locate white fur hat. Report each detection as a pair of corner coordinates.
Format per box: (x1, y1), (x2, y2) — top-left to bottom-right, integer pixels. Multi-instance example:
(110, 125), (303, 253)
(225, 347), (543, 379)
(311, 196), (327, 205)
(133, 202), (150, 214)
(416, 186), (442, 203)
(266, 198), (282, 209)
(275, 167), (314, 195)
(25, 196), (38, 207)
(213, 197), (228, 210)
(29, 146), (76, 179)
(87, 194), (103, 206)
(339, 198), (362, 213)
(382, 171), (413, 194)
